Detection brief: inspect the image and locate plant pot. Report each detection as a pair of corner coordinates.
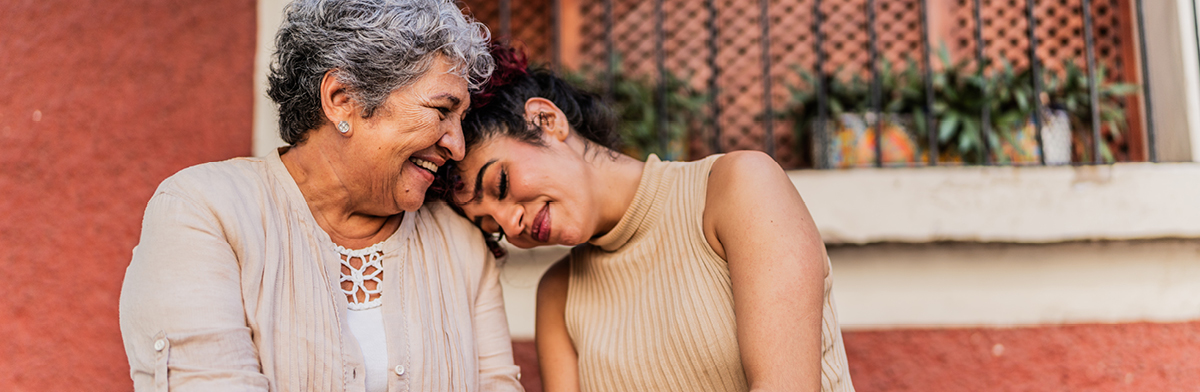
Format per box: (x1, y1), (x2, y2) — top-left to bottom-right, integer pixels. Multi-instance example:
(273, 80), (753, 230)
(812, 113), (919, 169)
(1041, 110), (1071, 164)
(999, 109), (1071, 164)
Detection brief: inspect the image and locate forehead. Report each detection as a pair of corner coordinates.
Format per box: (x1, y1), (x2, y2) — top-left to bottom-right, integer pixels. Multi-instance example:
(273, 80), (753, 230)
(455, 136), (528, 194)
(408, 56), (470, 95)
(460, 134), (528, 172)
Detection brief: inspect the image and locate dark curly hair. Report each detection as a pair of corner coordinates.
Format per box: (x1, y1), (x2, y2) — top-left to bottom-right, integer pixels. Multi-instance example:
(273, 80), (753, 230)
(428, 42), (622, 203)
(460, 43), (621, 152)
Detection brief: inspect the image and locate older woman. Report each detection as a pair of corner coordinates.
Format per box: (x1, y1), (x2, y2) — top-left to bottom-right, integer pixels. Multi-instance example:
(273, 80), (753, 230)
(119, 1), (522, 391)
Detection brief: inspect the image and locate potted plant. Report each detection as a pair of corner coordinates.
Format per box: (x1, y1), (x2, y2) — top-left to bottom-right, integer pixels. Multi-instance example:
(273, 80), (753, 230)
(907, 50), (1046, 165)
(1044, 62), (1137, 163)
(567, 59), (708, 161)
(785, 59), (922, 168)
(783, 48), (1137, 167)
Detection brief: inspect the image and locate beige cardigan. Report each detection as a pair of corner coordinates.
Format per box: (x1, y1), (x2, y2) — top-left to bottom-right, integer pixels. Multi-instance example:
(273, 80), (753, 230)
(119, 150), (523, 392)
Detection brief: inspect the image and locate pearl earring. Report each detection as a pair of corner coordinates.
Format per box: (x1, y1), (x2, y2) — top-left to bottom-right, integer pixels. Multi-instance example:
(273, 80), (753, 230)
(337, 121), (350, 134)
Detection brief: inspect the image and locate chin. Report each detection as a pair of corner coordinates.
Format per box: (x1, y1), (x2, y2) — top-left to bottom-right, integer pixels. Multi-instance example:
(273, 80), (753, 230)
(394, 188), (431, 212)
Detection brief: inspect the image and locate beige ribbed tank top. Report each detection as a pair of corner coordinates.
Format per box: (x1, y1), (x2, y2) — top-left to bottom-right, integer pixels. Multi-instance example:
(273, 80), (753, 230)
(565, 154), (854, 392)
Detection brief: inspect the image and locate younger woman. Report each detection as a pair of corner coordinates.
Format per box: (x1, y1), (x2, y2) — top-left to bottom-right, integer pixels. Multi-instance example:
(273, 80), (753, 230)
(449, 45), (854, 392)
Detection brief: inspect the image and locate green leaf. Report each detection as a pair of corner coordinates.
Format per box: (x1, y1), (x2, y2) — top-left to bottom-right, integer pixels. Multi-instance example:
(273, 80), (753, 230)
(914, 110), (928, 134)
(939, 114), (961, 142)
(1016, 93), (1029, 112)
(1107, 84), (1138, 96)
(989, 112), (1012, 131)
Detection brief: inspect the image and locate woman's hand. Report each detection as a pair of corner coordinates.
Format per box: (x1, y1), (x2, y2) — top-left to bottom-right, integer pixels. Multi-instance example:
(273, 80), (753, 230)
(704, 151), (828, 392)
(535, 258), (581, 392)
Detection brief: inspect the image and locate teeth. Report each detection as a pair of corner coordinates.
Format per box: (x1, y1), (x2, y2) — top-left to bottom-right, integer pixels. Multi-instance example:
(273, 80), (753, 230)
(410, 157), (438, 173)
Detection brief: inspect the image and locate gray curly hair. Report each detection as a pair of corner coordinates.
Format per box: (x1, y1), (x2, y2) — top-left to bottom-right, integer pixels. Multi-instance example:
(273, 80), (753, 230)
(268, 0), (494, 145)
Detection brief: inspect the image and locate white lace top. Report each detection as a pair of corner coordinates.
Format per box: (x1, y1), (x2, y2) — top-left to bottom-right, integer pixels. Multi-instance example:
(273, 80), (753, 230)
(338, 242), (385, 310)
(337, 242), (389, 392)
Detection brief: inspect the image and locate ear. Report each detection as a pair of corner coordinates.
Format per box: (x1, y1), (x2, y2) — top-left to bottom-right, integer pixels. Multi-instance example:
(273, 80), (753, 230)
(320, 70), (356, 134)
(524, 97), (570, 142)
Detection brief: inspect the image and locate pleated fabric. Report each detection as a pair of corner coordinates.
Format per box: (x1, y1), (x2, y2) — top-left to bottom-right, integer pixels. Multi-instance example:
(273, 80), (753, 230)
(120, 149), (522, 392)
(565, 155), (854, 392)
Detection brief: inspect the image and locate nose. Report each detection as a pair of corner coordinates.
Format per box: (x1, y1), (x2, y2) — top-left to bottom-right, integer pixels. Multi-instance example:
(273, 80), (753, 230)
(440, 119), (466, 161)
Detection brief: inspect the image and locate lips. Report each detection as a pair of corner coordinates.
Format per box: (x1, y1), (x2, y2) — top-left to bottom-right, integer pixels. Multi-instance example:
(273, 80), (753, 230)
(409, 157), (439, 174)
(530, 203), (551, 242)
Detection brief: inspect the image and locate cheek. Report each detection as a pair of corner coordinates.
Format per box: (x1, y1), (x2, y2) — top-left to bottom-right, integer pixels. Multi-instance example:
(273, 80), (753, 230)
(390, 113), (441, 144)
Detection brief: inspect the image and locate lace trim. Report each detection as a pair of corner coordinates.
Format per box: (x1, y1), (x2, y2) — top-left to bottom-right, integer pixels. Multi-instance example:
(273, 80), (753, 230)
(336, 242), (384, 310)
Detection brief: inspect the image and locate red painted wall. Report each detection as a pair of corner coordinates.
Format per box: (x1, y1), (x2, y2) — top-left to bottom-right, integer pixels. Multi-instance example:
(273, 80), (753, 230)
(0, 1), (255, 390)
(844, 321), (1200, 392)
(514, 321), (1200, 391)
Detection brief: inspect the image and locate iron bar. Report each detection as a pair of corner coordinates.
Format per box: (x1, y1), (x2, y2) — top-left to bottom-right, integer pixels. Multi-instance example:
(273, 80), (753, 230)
(868, 0), (882, 167)
(761, 0), (775, 158)
(655, 0), (668, 157)
(974, 0), (992, 165)
(552, 0), (561, 71)
(499, 0), (511, 41)
(922, 0), (937, 165)
(1082, 0), (1102, 164)
(708, 0), (722, 153)
(813, 0), (828, 169)
(1027, 0), (1045, 165)
(1135, 0), (1156, 162)
(604, 0), (614, 101)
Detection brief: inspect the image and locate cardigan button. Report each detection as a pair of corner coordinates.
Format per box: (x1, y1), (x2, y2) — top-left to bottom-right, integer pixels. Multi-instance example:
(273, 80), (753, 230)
(394, 365), (406, 376)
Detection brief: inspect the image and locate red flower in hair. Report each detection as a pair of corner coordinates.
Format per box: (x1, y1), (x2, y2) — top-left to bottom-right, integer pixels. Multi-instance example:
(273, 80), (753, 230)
(473, 42), (528, 109)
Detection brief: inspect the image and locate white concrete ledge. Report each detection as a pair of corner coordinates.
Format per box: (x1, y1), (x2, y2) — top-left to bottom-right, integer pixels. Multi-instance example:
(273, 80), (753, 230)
(830, 240), (1200, 329)
(790, 163), (1200, 244)
(501, 240), (1200, 335)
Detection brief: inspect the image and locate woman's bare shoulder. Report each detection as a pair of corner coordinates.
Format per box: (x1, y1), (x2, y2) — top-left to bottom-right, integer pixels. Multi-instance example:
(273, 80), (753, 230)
(705, 151), (795, 215)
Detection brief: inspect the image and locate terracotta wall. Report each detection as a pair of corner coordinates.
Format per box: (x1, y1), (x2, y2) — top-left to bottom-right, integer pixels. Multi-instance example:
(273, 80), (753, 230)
(0, 0), (256, 390)
(513, 321), (1200, 392)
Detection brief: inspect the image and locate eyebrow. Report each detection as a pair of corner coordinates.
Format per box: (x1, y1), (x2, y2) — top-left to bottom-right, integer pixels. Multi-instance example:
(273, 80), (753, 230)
(431, 93), (463, 108)
(473, 159), (498, 203)
(470, 159), (498, 228)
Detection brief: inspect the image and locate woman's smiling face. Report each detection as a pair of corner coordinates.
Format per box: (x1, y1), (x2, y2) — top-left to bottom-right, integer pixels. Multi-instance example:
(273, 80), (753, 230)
(451, 133), (601, 248)
(341, 56), (469, 214)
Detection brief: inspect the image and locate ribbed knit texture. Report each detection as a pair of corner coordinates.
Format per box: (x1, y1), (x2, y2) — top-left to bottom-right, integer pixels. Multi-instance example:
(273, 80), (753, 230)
(566, 155), (854, 392)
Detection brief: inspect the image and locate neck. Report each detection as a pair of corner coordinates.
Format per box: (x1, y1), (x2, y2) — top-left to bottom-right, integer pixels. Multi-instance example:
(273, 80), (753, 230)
(587, 149), (647, 239)
(280, 130), (398, 248)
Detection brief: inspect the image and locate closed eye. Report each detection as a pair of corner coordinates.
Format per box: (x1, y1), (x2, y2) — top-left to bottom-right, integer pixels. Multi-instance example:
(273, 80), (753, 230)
(435, 106), (451, 119)
(498, 169), (508, 200)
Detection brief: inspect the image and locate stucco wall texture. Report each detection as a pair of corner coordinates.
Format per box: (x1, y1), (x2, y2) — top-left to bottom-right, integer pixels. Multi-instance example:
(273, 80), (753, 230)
(0, 0), (255, 390)
(513, 322), (1200, 392)
(844, 322), (1200, 392)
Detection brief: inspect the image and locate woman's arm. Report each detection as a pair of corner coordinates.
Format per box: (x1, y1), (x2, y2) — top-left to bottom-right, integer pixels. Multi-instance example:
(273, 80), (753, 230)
(119, 190), (269, 392)
(473, 249), (525, 391)
(704, 151), (829, 392)
(535, 258), (580, 392)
